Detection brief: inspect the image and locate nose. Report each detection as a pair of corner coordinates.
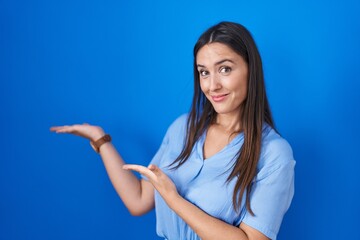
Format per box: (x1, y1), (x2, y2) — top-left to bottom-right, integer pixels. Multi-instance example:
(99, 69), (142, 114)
(209, 74), (221, 91)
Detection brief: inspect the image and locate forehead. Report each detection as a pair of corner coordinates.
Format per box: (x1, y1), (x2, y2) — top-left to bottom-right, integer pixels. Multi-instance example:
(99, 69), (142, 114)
(196, 42), (243, 65)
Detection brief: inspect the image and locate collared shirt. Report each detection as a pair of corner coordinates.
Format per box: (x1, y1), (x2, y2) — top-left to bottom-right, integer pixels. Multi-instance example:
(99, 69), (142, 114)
(144, 114), (295, 240)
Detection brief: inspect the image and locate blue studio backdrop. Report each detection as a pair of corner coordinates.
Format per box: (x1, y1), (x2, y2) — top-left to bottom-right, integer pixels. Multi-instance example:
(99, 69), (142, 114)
(1, 0), (359, 239)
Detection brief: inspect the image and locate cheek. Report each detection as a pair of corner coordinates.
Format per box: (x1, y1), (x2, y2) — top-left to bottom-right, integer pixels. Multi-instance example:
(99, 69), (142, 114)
(227, 78), (248, 96)
(199, 80), (208, 93)
(236, 83), (247, 97)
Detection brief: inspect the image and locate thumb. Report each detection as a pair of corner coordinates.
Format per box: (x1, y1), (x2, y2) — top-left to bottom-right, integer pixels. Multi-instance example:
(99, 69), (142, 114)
(148, 164), (160, 173)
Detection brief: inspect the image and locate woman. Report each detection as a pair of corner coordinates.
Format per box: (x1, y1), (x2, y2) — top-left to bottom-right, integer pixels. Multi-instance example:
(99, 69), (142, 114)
(51, 21), (295, 240)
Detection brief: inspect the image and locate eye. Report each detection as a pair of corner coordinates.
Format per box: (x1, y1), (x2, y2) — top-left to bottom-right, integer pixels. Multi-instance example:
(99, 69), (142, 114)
(199, 69), (209, 77)
(219, 66), (231, 75)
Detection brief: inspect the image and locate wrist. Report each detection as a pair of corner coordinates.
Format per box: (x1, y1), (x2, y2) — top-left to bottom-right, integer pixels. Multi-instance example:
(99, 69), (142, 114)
(90, 134), (112, 153)
(90, 127), (106, 142)
(165, 191), (182, 209)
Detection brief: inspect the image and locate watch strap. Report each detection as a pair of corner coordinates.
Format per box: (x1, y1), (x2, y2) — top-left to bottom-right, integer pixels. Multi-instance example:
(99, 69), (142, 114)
(90, 134), (111, 153)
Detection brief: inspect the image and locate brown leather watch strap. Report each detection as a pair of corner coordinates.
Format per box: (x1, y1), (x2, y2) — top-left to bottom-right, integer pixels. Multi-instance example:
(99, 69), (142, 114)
(90, 134), (111, 153)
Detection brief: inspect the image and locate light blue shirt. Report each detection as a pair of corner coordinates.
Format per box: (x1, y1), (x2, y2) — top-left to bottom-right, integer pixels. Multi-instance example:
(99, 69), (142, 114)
(145, 114), (295, 240)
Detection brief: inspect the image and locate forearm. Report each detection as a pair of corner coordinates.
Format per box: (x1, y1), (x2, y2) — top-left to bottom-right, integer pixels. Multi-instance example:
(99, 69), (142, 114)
(122, 164), (268, 239)
(168, 194), (248, 240)
(98, 142), (153, 215)
(51, 124), (154, 215)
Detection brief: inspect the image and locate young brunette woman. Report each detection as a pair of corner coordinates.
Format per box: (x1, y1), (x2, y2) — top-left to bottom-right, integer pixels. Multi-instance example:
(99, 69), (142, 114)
(51, 21), (295, 240)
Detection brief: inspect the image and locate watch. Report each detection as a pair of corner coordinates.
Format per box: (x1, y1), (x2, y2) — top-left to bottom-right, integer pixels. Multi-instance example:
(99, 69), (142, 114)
(90, 134), (111, 153)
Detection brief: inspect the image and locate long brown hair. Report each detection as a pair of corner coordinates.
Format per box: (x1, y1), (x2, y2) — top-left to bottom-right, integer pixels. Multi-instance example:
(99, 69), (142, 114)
(170, 22), (275, 215)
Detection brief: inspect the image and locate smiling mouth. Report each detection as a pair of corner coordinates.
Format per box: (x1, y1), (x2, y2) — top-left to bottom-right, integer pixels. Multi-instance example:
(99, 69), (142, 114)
(211, 94), (229, 102)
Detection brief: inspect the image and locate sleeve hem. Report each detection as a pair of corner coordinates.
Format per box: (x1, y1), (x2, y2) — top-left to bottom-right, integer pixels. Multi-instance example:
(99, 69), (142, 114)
(242, 217), (277, 240)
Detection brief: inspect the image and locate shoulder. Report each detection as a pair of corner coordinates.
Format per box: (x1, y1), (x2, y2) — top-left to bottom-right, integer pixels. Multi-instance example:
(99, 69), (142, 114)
(262, 127), (293, 161)
(257, 125), (295, 176)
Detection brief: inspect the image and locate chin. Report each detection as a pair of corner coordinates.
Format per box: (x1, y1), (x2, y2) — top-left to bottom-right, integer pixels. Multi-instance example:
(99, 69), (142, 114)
(213, 108), (232, 115)
(212, 105), (242, 116)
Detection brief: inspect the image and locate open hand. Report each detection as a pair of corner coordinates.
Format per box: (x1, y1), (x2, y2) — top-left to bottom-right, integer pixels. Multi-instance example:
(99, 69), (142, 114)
(50, 123), (105, 142)
(123, 164), (179, 203)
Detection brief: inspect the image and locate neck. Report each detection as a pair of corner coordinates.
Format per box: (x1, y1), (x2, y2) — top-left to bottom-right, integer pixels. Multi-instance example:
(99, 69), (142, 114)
(214, 112), (242, 133)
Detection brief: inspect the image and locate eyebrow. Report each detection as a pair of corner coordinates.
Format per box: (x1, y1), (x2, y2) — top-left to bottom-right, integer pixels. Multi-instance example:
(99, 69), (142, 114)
(197, 59), (235, 68)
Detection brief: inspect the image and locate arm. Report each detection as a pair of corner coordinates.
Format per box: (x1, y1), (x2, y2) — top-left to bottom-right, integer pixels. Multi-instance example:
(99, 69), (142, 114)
(169, 195), (269, 240)
(123, 164), (270, 240)
(50, 124), (155, 216)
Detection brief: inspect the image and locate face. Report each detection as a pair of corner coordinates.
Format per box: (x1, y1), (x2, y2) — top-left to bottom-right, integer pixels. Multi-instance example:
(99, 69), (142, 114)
(196, 42), (248, 117)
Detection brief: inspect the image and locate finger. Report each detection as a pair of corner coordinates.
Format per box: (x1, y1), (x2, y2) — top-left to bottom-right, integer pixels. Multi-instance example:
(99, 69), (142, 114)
(123, 164), (157, 180)
(50, 126), (66, 133)
(50, 126), (59, 132)
(123, 164), (148, 173)
(148, 164), (156, 170)
(55, 125), (82, 134)
(148, 164), (162, 176)
(54, 126), (74, 133)
(50, 126), (66, 131)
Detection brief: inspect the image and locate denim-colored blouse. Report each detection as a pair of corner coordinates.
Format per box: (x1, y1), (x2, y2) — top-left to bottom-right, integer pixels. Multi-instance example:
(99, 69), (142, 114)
(144, 114), (295, 240)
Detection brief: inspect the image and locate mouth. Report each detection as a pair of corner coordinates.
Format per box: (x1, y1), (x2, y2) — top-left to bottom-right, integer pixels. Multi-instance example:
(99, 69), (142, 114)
(211, 94), (229, 102)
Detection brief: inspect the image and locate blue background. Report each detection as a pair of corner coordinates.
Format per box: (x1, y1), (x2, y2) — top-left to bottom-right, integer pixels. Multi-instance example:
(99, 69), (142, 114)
(1, 0), (359, 239)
